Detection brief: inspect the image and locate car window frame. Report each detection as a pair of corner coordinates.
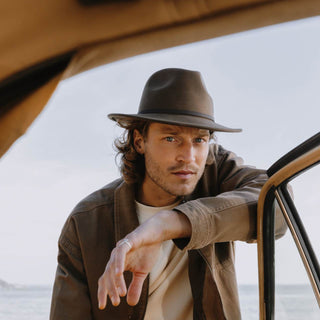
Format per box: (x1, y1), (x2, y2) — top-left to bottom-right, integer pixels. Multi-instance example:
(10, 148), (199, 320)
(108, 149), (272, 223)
(257, 132), (320, 320)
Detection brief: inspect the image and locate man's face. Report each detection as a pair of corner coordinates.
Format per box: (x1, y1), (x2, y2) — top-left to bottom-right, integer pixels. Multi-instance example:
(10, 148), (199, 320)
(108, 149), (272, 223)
(134, 122), (210, 206)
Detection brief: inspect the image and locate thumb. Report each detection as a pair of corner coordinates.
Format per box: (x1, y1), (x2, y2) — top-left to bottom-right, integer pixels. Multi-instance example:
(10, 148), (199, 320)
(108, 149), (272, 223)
(126, 272), (148, 306)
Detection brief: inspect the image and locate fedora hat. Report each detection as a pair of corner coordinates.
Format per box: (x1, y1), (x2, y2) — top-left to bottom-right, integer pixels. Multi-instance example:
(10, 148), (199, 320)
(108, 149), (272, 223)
(108, 68), (241, 133)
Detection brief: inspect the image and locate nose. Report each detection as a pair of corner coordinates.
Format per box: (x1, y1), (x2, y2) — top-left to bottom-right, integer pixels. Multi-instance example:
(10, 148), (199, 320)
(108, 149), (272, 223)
(176, 141), (195, 163)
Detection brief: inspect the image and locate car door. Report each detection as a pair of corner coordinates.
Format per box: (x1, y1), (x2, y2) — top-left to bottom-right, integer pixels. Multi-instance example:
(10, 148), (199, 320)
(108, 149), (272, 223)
(257, 132), (320, 319)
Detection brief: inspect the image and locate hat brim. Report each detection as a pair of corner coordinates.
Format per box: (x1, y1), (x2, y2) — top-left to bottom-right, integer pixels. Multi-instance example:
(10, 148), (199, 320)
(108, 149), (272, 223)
(108, 113), (242, 133)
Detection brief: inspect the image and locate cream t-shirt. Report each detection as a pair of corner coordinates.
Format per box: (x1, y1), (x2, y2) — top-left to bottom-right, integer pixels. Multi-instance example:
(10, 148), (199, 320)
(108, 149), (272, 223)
(136, 201), (193, 320)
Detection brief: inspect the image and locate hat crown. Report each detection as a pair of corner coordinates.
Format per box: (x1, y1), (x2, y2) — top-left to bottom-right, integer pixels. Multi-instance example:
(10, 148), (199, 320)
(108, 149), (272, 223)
(108, 68), (241, 133)
(138, 68), (214, 120)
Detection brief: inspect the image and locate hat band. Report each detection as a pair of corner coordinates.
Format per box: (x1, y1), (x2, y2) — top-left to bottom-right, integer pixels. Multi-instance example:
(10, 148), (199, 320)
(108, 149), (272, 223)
(139, 109), (214, 121)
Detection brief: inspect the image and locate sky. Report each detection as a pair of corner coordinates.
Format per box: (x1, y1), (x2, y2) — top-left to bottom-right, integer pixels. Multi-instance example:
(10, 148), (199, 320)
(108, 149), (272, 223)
(0, 16), (319, 287)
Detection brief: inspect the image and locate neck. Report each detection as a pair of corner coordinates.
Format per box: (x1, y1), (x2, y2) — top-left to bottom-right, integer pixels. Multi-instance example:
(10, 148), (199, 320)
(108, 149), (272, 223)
(137, 182), (179, 207)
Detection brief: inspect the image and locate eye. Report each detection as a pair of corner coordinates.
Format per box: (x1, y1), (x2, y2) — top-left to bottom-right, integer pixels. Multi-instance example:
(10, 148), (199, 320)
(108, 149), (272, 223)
(195, 137), (206, 143)
(165, 136), (175, 142)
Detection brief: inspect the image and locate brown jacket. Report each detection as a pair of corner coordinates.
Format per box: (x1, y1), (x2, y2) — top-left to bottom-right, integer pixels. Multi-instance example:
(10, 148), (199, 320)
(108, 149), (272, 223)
(50, 144), (285, 319)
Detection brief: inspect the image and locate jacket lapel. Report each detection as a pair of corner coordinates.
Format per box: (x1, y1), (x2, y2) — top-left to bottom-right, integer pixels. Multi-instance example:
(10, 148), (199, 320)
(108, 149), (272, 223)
(114, 181), (149, 320)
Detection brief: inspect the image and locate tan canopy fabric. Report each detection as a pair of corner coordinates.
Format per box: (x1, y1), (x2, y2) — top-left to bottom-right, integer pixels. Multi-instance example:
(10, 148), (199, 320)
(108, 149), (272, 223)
(1, 0), (320, 157)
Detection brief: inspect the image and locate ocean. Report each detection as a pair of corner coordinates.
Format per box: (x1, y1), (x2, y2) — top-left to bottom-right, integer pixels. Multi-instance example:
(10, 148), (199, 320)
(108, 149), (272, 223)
(0, 286), (52, 320)
(0, 285), (318, 319)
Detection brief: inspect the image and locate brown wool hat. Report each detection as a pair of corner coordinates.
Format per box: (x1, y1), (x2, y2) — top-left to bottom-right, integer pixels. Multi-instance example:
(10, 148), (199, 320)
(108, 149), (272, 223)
(108, 68), (242, 133)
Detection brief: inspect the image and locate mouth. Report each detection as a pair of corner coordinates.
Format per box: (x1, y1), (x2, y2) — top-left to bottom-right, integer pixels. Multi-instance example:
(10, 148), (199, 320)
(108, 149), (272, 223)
(172, 170), (196, 180)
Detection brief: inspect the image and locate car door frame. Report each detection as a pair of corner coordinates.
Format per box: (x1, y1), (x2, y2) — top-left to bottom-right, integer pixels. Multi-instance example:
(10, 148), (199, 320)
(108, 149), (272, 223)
(257, 132), (320, 320)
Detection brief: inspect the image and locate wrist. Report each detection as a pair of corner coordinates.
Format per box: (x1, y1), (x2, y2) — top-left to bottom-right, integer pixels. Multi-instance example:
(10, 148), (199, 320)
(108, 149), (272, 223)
(155, 209), (191, 241)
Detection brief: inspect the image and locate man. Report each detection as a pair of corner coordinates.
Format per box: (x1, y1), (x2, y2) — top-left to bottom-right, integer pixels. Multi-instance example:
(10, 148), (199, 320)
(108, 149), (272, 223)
(50, 68), (285, 319)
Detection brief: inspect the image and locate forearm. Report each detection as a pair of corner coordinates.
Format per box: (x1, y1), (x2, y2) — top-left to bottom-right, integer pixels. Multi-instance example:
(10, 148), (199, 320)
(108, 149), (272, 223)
(175, 189), (260, 249)
(125, 209), (191, 248)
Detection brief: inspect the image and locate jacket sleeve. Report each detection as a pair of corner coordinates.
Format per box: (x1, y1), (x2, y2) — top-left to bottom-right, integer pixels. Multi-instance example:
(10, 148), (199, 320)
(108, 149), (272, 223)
(50, 216), (93, 320)
(174, 144), (286, 250)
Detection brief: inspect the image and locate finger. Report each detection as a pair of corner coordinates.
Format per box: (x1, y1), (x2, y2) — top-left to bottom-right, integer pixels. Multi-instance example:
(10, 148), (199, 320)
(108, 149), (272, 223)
(97, 274), (108, 310)
(106, 269), (121, 306)
(127, 272), (147, 306)
(113, 241), (130, 297)
(115, 239), (132, 275)
(98, 275), (120, 308)
(115, 273), (127, 297)
(98, 259), (121, 308)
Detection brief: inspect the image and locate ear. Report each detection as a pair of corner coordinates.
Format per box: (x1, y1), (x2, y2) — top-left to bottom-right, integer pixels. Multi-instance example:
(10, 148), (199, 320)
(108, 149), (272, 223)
(133, 129), (145, 154)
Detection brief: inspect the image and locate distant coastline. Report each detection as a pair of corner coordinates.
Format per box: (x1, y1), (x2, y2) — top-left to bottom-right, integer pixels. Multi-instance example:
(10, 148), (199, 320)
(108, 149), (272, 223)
(0, 279), (52, 290)
(0, 278), (15, 289)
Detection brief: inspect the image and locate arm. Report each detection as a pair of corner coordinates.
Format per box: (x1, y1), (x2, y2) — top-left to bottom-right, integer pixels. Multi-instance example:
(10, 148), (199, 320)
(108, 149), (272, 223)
(50, 217), (93, 320)
(174, 144), (287, 250)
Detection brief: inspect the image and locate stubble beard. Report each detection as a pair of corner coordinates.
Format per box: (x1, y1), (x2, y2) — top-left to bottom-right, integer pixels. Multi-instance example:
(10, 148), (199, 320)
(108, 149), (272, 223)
(144, 155), (205, 197)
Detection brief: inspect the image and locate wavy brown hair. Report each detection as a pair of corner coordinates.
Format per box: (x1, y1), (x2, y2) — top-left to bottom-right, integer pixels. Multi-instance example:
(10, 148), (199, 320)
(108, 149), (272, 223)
(114, 118), (150, 184)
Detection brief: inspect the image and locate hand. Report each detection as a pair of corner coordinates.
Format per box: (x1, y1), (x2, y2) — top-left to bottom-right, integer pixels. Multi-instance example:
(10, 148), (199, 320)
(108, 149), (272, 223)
(97, 230), (161, 309)
(97, 209), (191, 309)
